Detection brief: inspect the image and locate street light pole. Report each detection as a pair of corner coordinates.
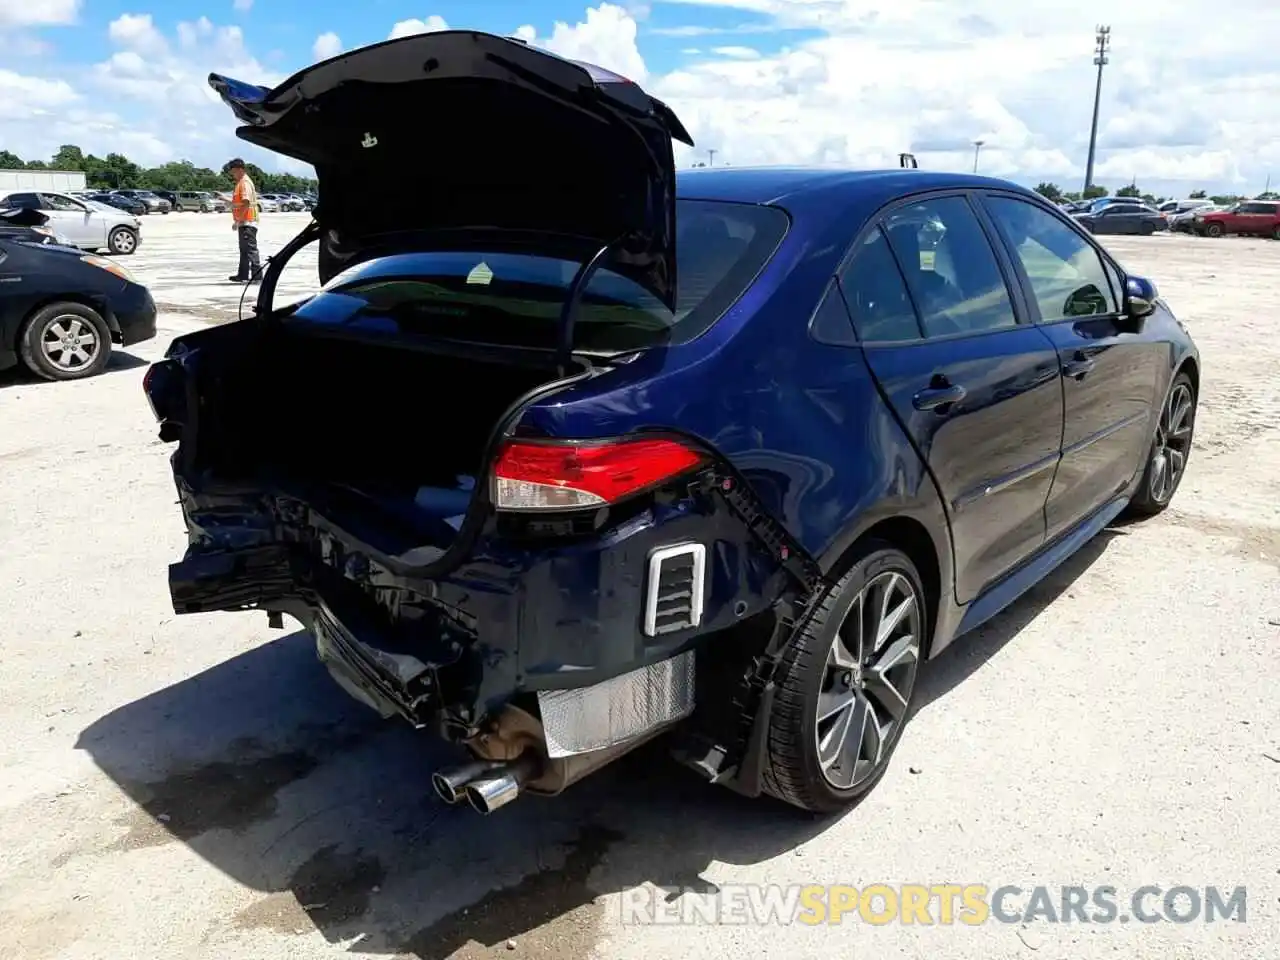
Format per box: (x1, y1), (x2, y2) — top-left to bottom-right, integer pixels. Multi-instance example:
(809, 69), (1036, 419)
(1084, 25), (1110, 194)
(972, 140), (984, 173)
(708, 149), (717, 167)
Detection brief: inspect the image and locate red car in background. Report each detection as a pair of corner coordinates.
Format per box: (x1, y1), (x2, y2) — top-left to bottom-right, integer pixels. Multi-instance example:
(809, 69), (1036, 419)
(1191, 199), (1280, 239)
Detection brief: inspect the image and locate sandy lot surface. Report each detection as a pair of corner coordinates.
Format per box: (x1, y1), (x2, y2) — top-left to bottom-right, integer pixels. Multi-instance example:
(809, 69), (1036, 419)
(0, 219), (1276, 960)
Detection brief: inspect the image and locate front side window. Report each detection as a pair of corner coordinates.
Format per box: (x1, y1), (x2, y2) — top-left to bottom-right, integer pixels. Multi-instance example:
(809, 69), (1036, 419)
(881, 196), (1017, 337)
(42, 194), (86, 212)
(984, 195), (1118, 322)
(294, 199), (791, 353)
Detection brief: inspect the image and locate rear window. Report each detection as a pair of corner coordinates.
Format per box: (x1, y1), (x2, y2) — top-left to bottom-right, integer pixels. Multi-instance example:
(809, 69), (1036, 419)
(292, 199), (790, 353)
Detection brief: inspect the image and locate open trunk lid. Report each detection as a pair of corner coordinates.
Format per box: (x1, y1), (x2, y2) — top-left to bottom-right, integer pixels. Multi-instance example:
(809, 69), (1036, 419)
(208, 31), (694, 308)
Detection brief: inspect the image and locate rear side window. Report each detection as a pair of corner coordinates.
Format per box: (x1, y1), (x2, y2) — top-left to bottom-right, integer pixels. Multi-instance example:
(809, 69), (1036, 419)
(881, 196), (1017, 337)
(297, 199), (790, 352)
(838, 228), (921, 342)
(984, 196), (1118, 322)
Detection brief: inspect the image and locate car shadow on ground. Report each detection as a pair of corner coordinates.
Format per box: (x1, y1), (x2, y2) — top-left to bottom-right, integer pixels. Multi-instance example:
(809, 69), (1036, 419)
(76, 527), (1123, 959)
(0, 349), (148, 388)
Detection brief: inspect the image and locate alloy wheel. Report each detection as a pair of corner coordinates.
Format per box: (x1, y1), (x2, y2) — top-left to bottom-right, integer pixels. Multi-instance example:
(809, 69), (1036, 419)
(816, 570), (921, 790)
(40, 315), (100, 372)
(112, 229), (136, 254)
(1149, 381), (1194, 503)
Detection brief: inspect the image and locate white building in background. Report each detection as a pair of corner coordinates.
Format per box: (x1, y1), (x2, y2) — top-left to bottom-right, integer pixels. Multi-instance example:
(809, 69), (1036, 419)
(0, 169), (88, 192)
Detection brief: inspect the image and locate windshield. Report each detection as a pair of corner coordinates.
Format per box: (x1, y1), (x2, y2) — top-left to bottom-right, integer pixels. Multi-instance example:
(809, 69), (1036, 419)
(291, 199), (790, 353)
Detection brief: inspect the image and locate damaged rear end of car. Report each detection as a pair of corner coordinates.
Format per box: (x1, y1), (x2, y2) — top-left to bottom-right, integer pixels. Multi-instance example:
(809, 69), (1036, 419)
(145, 30), (810, 814)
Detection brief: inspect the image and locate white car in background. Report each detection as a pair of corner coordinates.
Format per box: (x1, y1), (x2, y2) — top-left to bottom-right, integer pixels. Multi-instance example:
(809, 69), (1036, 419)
(257, 195), (280, 213)
(0, 190), (142, 256)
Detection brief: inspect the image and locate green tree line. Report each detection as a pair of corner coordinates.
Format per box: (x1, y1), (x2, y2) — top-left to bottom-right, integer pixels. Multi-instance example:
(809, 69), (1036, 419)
(0, 145), (317, 195)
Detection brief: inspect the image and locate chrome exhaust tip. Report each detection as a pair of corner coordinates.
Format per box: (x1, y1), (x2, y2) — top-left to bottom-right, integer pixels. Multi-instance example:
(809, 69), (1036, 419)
(463, 752), (541, 815)
(431, 759), (504, 805)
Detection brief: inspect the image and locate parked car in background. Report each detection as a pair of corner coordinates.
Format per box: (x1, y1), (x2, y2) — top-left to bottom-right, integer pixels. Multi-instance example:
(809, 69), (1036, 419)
(0, 190), (141, 255)
(1169, 204), (1221, 233)
(112, 189), (171, 214)
(259, 193), (301, 211)
(86, 192), (147, 216)
(1072, 202), (1168, 235)
(145, 32), (1202, 819)
(1157, 199), (1212, 217)
(1191, 199), (1280, 239)
(0, 206), (70, 246)
(0, 238), (155, 380)
(153, 190), (181, 210)
(170, 191), (216, 212)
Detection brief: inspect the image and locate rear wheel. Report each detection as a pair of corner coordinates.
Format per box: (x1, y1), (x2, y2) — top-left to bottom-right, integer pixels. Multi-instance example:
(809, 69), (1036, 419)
(1272, 225), (1280, 241)
(19, 302), (112, 381)
(1127, 371), (1196, 517)
(762, 543), (925, 813)
(1205, 222), (1224, 237)
(1140, 221), (1155, 235)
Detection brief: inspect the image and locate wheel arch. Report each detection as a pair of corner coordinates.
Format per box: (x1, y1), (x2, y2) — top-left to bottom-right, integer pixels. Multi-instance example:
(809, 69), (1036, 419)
(21, 295), (120, 342)
(819, 511), (951, 659)
(1176, 353), (1199, 397)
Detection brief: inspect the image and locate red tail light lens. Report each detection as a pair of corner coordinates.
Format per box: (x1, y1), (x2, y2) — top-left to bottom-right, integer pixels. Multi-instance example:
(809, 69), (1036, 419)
(492, 437), (705, 511)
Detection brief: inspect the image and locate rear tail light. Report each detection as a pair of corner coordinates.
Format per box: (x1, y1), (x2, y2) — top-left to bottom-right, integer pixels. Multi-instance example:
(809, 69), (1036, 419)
(142, 359), (184, 431)
(492, 437), (705, 511)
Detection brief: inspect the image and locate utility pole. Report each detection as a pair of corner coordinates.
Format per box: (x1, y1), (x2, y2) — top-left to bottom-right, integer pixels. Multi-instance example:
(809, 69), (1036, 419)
(1084, 25), (1110, 194)
(972, 140), (984, 173)
(708, 149), (717, 167)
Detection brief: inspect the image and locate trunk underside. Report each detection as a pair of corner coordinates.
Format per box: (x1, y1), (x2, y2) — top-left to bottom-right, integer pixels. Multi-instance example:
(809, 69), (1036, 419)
(189, 325), (557, 551)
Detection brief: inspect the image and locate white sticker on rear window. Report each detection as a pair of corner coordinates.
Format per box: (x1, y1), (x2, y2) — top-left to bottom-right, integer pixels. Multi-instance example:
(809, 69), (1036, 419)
(467, 261), (493, 285)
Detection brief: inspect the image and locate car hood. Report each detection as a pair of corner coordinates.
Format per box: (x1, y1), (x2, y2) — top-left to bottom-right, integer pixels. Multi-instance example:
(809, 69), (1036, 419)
(208, 31), (694, 307)
(0, 207), (49, 227)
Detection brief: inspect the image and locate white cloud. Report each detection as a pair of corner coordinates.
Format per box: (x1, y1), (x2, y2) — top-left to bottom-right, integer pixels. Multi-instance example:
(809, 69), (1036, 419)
(516, 2), (647, 83)
(642, 0), (1280, 192)
(388, 14), (449, 39)
(233, 0), (254, 10)
(0, 69), (77, 120)
(0, 0), (78, 27)
(2, 1), (1278, 196)
(312, 31), (342, 60)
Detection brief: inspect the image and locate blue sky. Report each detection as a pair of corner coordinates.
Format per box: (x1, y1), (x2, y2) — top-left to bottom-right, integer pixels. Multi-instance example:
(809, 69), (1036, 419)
(2, 0), (1278, 196)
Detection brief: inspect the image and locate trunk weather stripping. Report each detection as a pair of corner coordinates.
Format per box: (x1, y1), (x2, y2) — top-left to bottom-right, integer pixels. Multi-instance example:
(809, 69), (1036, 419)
(255, 219), (322, 316)
(556, 236), (627, 375)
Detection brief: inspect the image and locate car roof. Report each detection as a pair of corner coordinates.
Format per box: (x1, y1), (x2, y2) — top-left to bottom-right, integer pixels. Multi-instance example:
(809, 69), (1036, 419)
(674, 166), (1037, 209)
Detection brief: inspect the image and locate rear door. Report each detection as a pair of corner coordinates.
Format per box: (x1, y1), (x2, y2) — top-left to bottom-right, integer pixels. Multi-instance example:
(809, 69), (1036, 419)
(838, 193), (1064, 603)
(40, 193), (103, 248)
(979, 192), (1162, 541)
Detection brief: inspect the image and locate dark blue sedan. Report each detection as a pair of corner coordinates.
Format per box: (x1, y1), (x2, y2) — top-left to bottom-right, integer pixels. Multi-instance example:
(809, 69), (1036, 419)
(144, 31), (1200, 816)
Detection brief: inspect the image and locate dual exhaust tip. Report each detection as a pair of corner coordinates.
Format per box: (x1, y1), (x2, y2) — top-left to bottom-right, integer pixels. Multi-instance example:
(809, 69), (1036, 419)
(431, 753), (540, 815)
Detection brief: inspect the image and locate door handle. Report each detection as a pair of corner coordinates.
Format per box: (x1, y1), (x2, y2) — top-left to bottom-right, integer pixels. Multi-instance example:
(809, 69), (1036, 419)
(912, 381), (967, 412)
(1062, 352), (1096, 379)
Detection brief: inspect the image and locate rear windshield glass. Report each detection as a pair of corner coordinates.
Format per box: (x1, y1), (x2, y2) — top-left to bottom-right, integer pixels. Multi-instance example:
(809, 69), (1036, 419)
(290, 199), (790, 353)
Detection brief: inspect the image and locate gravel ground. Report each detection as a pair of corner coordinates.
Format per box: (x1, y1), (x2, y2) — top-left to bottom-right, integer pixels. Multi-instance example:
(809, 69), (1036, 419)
(0, 218), (1276, 960)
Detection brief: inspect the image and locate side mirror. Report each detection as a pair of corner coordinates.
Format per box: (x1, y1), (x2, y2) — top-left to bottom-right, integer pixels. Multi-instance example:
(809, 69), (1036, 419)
(1124, 275), (1158, 319)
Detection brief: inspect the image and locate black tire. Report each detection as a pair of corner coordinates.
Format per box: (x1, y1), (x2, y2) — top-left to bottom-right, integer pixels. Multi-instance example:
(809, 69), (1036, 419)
(1140, 222), (1155, 236)
(1271, 225), (1280, 241)
(761, 542), (926, 813)
(1126, 371), (1196, 517)
(1205, 222), (1224, 238)
(107, 227), (137, 256)
(18, 302), (113, 381)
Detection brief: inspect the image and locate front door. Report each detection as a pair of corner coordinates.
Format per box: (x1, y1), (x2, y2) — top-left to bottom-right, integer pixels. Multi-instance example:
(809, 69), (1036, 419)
(980, 193), (1162, 541)
(839, 193), (1064, 603)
